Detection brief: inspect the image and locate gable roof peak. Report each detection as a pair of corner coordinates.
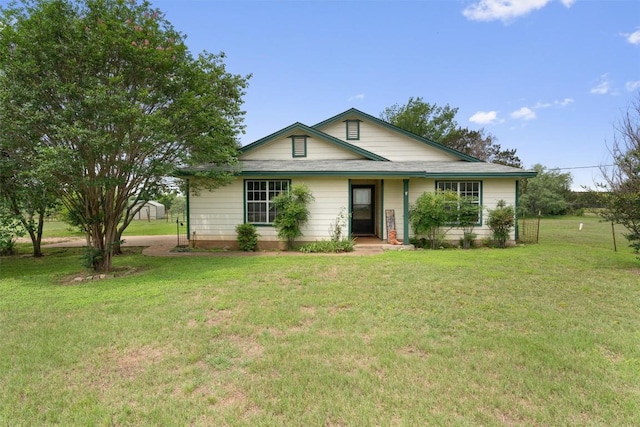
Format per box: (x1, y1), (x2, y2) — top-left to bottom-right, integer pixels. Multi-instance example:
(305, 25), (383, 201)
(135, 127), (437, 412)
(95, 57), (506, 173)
(313, 108), (482, 163)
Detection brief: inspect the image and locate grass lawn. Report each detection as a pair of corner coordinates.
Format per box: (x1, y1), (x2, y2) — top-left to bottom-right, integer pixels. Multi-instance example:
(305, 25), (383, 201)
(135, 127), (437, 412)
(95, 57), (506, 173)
(1, 215), (639, 425)
(39, 218), (179, 239)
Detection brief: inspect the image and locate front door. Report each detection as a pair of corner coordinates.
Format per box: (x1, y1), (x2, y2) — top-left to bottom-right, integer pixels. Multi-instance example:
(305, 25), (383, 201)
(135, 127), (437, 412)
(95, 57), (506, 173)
(351, 185), (375, 235)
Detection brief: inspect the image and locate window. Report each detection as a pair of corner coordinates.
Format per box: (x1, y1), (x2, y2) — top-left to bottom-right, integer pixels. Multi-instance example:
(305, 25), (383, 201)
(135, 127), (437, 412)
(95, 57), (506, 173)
(245, 180), (289, 224)
(346, 120), (360, 140)
(436, 181), (482, 223)
(291, 135), (307, 157)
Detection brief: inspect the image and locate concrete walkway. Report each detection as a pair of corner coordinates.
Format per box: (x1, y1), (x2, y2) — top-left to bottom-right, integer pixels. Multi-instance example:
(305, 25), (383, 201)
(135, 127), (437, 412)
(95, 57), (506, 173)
(39, 235), (412, 257)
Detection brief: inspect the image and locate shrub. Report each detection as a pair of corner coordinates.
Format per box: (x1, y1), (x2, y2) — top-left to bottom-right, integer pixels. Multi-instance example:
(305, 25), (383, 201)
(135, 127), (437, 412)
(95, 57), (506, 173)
(236, 223), (260, 251)
(409, 191), (458, 249)
(299, 239), (355, 253)
(487, 200), (515, 248)
(0, 208), (25, 256)
(272, 184), (315, 250)
(329, 208), (349, 243)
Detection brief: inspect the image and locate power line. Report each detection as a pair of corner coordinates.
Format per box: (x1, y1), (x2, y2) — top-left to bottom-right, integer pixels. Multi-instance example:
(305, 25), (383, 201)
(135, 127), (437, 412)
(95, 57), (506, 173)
(548, 165), (615, 171)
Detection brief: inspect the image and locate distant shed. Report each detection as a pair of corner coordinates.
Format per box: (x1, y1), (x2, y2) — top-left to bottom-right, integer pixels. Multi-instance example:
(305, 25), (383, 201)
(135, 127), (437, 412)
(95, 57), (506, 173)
(133, 201), (166, 220)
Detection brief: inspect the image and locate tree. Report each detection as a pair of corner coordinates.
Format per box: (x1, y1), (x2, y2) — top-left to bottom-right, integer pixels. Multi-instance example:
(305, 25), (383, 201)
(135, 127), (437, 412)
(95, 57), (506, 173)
(599, 93), (640, 253)
(519, 164), (573, 216)
(271, 184), (314, 250)
(381, 97), (522, 167)
(0, 148), (59, 257)
(381, 97), (459, 143)
(0, 0), (249, 271)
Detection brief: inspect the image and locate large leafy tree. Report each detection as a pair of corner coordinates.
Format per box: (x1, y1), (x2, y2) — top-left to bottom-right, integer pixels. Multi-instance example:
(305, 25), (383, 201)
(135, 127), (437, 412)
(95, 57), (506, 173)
(599, 93), (640, 253)
(0, 0), (249, 271)
(0, 148), (59, 257)
(519, 164), (572, 216)
(381, 97), (522, 167)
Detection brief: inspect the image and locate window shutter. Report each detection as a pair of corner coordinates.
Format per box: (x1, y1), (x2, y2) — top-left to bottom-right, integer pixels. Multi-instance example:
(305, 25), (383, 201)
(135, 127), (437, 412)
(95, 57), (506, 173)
(292, 136), (306, 157)
(346, 120), (360, 140)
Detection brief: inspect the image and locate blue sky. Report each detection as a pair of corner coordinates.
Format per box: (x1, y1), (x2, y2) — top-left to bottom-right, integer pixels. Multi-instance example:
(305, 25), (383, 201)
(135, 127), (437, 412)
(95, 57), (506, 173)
(148, 0), (639, 190)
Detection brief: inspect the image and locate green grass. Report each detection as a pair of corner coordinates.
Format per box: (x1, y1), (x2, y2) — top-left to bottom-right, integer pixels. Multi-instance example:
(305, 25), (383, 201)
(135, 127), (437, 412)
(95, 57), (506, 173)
(1, 216), (639, 425)
(39, 219), (177, 239)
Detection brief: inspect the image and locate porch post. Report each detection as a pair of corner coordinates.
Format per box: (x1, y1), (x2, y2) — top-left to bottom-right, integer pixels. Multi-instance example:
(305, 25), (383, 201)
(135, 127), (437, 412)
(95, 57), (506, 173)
(515, 179), (520, 241)
(347, 179), (352, 237)
(403, 179), (409, 243)
(186, 179), (191, 240)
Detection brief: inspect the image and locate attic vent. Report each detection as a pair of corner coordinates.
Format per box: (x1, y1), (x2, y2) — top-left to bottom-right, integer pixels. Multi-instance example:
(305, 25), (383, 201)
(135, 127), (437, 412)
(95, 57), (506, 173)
(291, 135), (307, 158)
(346, 120), (360, 140)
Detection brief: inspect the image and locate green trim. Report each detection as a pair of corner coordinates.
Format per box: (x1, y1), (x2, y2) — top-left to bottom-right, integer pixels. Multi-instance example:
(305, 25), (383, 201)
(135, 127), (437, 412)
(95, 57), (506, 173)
(313, 108), (482, 163)
(403, 180), (409, 242)
(345, 120), (360, 140)
(186, 179), (191, 239)
(380, 180), (384, 240)
(515, 179), (520, 240)
(240, 122), (388, 161)
(347, 179), (352, 237)
(175, 168), (536, 179)
(291, 135), (307, 158)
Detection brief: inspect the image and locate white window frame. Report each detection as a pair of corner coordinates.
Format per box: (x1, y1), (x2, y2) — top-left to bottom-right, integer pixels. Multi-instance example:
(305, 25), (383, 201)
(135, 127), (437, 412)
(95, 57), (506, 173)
(436, 181), (482, 224)
(245, 179), (290, 225)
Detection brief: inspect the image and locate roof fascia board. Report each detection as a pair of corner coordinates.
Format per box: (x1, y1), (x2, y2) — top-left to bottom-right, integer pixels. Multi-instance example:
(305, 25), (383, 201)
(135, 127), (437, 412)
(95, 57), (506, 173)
(312, 108), (483, 163)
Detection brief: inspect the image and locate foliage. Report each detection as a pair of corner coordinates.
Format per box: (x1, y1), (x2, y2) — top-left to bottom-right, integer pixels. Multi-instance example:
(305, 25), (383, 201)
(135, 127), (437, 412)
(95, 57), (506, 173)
(0, 206), (25, 255)
(408, 191), (458, 249)
(487, 200), (515, 248)
(381, 97), (459, 143)
(328, 208), (349, 242)
(0, 0), (249, 271)
(235, 223), (259, 252)
(598, 93), (640, 254)
(381, 97), (522, 167)
(271, 184), (315, 250)
(457, 198), (481, 249)
(519, 164), (573, 216)
(0, 146), (59, 257)
(299, 238), (355, 253)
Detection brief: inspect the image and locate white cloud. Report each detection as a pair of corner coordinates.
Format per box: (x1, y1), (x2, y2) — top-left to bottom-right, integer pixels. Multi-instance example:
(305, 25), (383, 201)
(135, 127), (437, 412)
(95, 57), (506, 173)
(623, 29), (640, 45)
(348, 93), (365, 102)
(462, 0), (575, 22)
(590, 74), (612, 95)
(510, 107), (536, 120)
(626, 81), (640, 92)
(469, 110), (499, 124)
(462, 0), (571, 23)
(533, 98), (574, 109)
(556, 97), (574, 107)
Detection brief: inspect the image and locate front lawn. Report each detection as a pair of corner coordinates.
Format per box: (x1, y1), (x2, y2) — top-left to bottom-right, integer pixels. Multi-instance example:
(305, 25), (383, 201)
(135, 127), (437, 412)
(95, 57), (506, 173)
(0, 216), (638, 425)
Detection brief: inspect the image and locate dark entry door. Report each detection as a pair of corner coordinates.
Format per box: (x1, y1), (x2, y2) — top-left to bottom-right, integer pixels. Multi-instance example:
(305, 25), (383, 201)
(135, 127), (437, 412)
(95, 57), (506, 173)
(351, 185), (375, 235)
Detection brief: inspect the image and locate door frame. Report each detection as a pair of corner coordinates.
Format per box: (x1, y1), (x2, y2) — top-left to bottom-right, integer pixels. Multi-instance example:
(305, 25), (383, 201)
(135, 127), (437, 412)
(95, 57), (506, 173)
(350, 184), (376, 236)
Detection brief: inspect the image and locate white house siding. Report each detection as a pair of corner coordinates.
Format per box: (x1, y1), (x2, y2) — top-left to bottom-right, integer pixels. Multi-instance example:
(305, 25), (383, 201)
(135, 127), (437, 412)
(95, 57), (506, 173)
(189, 180), (245, 245)
(405, 178), (517, 241)
(317, 120), (459, 162)
(189, 177), (349, 248)
(382, 179), (406, 241)
(241, 136), (364, 161)
(294, 177), (350, 241)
